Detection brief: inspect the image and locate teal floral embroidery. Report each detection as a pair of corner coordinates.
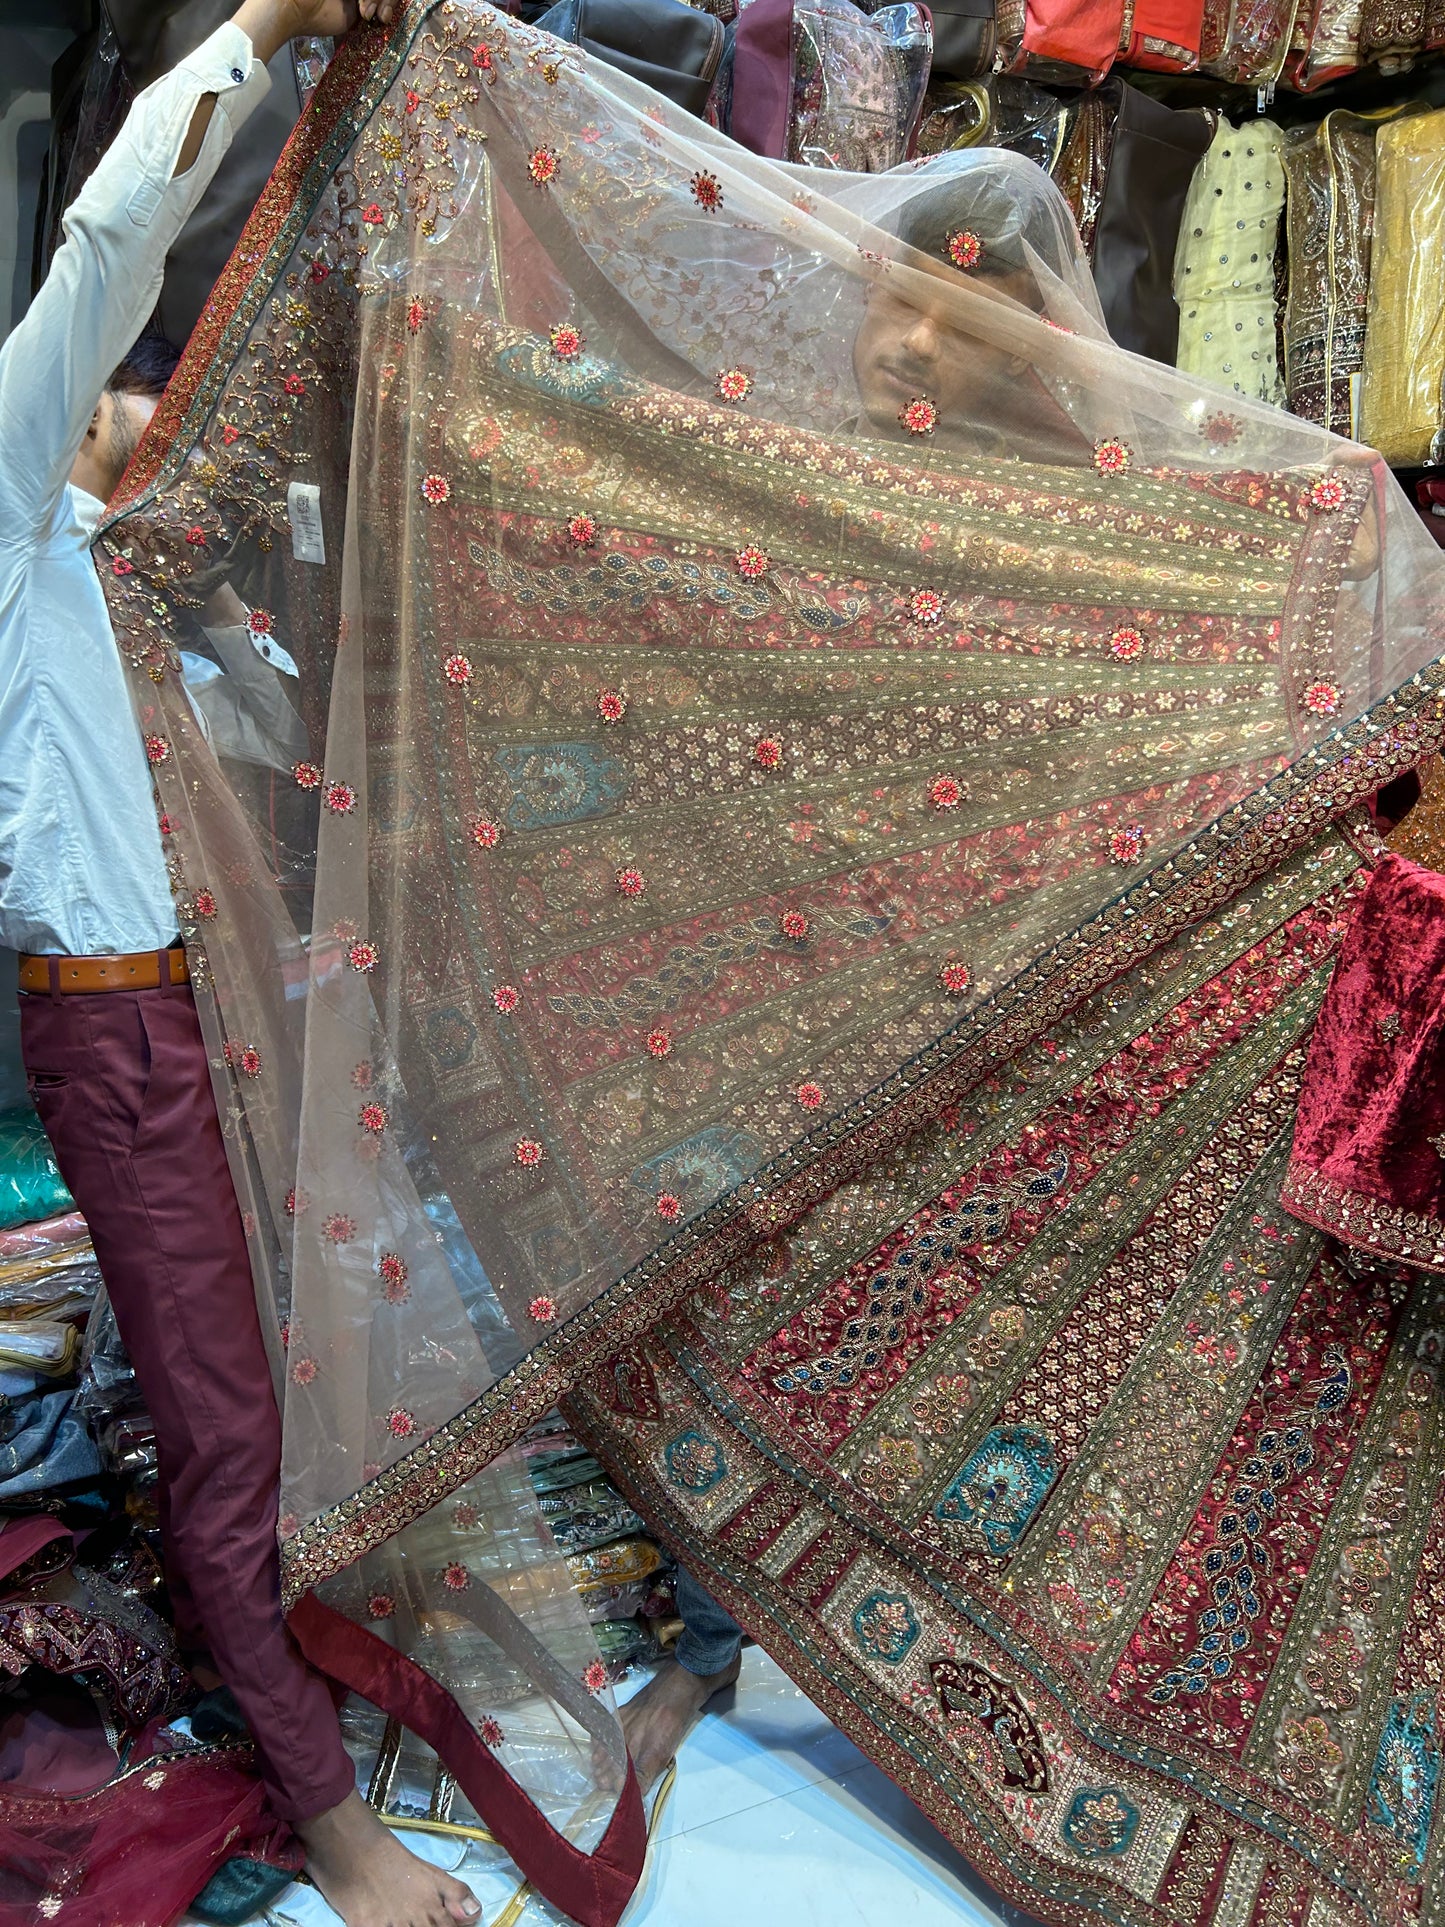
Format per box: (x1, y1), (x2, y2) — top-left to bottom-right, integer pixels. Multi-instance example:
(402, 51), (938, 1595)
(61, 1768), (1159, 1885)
(1150, 1347), (1352, 1704)
(496, 336), (621, 405)
(1062, 1787), (1139, 1858)
(495, 744), (628, 830)
(423, 1006), (476, 1071)
(664, 1429), (727, 1495)
(935, 1427), (1057, 1554)
(852, 1590), (920, 1665)
(630, 1127), (764, 1215)
(1368, 1696), (1439, 1871)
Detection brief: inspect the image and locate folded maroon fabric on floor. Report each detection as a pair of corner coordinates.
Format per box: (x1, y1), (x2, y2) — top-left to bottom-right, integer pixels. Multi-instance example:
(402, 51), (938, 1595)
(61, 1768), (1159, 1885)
(0, 1722), (300, 1926)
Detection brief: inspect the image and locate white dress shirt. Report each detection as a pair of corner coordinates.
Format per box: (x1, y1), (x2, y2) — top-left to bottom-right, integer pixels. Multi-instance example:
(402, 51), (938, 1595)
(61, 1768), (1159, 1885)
(0, 23), (270, 956)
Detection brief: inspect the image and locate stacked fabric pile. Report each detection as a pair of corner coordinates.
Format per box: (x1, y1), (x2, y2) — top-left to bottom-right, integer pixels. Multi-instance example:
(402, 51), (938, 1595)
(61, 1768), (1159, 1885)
(0, 1112), (107, 1521)
(0, 1112), (237, 1912)
(520, 1416), (680, 1678)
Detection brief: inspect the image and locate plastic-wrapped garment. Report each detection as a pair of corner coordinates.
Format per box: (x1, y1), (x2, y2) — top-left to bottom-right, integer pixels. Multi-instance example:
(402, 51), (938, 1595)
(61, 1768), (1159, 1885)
(997, 0), (1125, 82)
(537, 1477), (645, 1556)
(565, 1538), (664, 1593)
(787, 2), (933, 170)
(74, 1293), (149, 1462)
(1281, 109), (1414, 435)
(0, 1244), (100, 1328)
(1174, 119), (1285, 404)
(1088, 82), (1217, 362)
(985, 76), (1084, 176)
(0, 1111), (72, 1236)
(576, 1579), (655, 1623)
(73, 1307), (162, 1527)
(0, 1324), (79, 1378)
(1049, 88), (1112, 256)
(527, 1451), (607, 1495)
(892, 0), (997, 77)
(1288, 0), (1365, 84)
(913, 80), (992, 155)
(590, 1621), (654, 1671)
(0, 1214), (87, 1264)
(1359, 107), (1445, 465)
(1198, 0), (1299, 82)
(1117, 0), (1206, 69)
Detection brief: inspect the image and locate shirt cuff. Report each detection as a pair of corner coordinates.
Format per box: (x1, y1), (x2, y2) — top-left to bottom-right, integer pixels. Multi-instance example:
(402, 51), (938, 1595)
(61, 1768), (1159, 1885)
(175, 20), (274, 124)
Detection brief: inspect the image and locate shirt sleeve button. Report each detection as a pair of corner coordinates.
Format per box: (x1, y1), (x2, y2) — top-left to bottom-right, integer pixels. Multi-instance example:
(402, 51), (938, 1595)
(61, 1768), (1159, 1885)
(230, 66), (246, 82)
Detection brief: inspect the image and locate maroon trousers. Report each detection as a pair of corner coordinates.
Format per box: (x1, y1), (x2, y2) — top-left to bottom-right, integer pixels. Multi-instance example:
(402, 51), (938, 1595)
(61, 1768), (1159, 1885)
(20, 975), (354, 1823)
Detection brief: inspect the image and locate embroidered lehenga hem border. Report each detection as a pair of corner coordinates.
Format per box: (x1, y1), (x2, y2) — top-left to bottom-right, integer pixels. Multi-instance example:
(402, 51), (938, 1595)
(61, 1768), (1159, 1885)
(563, 1395), (1400, 1927)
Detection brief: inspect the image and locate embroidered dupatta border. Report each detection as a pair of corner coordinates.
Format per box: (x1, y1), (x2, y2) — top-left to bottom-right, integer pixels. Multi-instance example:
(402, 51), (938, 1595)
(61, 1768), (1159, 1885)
(83, 2), (1445, 1601)
(105, 6), (428, 524)
(567, 1393), (1400, 1927)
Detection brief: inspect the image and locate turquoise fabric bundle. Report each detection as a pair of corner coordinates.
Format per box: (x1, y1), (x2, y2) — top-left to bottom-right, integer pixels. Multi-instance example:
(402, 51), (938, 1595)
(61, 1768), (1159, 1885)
(0, 1108), (72, 1233)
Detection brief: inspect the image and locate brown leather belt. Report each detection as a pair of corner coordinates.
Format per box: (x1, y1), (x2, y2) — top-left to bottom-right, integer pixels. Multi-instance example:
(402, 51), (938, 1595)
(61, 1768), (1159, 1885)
(18, 947), (190, 996)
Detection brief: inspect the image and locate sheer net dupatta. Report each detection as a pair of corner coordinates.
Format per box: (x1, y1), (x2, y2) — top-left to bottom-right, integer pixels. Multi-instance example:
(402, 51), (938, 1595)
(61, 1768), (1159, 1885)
(96, 0), (1445, 1912)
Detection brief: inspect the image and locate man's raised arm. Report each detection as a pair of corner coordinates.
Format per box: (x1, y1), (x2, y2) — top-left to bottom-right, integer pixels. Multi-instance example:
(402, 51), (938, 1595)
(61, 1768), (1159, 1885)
(0, 1), (382, 539)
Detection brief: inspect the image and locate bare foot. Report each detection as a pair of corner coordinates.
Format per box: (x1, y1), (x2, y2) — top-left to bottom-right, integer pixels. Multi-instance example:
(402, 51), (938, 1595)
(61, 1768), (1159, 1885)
(620, 1653), (742, 1794)
(296, 1790), (480, 1927)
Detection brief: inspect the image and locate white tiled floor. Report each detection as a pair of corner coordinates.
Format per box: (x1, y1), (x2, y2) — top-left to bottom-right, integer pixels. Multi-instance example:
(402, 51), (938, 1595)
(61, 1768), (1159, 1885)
(233, 1648), (1022, 1927)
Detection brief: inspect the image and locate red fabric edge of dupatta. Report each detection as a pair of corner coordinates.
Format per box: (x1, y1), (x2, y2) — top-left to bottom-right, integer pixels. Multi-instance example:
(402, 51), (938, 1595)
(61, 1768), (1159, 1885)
(289, 1594), (646, 1927)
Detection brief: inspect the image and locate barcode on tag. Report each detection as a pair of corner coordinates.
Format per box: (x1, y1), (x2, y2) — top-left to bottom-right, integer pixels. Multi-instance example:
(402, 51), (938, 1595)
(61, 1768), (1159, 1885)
(287, 483), (326, 565)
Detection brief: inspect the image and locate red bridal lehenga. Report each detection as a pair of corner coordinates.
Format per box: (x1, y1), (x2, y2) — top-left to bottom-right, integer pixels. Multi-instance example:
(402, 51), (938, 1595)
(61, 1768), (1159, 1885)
(73, 4), (1445, 1922)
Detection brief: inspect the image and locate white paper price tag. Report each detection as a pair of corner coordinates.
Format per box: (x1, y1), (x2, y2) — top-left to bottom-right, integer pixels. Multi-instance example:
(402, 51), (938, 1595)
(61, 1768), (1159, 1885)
(287, 482), (326, 565)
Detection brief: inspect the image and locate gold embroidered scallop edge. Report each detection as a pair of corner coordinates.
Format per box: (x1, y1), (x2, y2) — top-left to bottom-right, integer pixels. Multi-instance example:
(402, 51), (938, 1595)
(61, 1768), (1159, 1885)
(1280, 1156), (1445, 1268)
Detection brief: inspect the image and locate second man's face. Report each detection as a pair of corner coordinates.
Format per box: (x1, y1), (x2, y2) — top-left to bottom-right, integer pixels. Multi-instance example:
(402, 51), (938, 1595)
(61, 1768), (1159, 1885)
(850, 261), (1041, 446)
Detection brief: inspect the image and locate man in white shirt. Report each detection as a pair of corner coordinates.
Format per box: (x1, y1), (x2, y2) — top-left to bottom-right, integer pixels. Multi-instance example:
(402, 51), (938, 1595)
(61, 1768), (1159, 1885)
(0, 4), (480, 1923)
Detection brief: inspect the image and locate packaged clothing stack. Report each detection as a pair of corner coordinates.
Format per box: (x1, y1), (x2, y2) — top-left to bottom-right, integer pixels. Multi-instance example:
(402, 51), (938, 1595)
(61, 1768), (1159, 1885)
(1358, 105), (1445, 463)
(1277, 107), (1412, 433)
(0, 1114), (221, 1922)
(0, 1110), (106, 1517)
(74, 1291), (160, 1530)
(519, 1415), (679, 1676)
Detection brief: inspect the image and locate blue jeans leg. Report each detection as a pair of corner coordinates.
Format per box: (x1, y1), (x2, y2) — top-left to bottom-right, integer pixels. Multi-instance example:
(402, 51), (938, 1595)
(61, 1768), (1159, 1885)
(674, 1565), (743, 1677)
